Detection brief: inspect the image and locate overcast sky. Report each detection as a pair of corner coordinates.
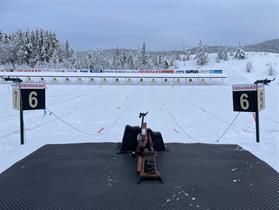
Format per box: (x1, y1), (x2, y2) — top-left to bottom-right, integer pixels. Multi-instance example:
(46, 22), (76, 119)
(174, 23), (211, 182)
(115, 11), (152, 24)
(0, 0), (278, 51)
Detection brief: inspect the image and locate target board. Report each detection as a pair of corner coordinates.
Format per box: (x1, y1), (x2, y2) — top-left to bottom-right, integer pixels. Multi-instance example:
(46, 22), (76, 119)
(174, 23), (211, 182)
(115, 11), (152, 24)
(13, 83), (46, 111)
(232, 84), (265, 112)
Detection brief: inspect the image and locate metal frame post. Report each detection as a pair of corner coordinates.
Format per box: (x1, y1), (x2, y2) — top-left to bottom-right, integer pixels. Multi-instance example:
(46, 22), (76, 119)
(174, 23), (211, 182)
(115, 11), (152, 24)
(255, 111), (260, 142)
(18, 82), (24, 145)
(253, 78), (275, 143)
(19, 82), (24, 145)
(255, 83), (260, 143)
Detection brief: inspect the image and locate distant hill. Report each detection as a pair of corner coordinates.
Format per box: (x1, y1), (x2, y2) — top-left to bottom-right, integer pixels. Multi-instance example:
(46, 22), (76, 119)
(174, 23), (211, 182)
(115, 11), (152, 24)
(77, 39), (279, 56)
(157, 39), (279, 54)
(244, 39), (279, 53)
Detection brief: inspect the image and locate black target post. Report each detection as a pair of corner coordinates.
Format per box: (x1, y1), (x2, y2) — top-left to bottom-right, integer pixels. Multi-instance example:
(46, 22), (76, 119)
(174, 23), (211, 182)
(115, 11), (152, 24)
(254, 77), (275, 143)
(19, 82), (24, 145)
(255, 110), (260, 143)
(255, 83), (260, 143)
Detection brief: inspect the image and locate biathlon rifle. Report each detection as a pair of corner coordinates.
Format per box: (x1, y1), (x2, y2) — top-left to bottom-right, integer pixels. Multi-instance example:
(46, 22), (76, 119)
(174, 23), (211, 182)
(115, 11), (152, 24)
(0, 76), (22, 83)
(254, 77), (275, 85)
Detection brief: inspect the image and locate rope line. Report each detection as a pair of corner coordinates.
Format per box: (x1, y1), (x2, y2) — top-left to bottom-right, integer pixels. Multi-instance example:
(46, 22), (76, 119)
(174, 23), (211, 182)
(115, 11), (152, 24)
(46, 108), (99, 136)
(155, 88), (242, 143)
(215, 112), (241, 143)
(45, 87), (136, 136)
(175, 89), (278, 133)
(0, 87), (135, 140)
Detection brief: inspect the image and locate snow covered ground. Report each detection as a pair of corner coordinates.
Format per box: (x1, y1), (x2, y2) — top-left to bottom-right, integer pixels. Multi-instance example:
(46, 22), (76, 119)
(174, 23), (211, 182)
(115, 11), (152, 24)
(0, 52), (278, 173)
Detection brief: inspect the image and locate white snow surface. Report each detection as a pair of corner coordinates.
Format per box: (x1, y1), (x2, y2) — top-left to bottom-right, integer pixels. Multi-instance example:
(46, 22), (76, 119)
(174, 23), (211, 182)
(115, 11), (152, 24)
(0, 52), (278, 173)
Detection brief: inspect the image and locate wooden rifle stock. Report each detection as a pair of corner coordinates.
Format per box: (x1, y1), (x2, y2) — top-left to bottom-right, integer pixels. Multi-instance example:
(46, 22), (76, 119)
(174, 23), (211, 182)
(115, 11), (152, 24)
(137, 113), (162, 183)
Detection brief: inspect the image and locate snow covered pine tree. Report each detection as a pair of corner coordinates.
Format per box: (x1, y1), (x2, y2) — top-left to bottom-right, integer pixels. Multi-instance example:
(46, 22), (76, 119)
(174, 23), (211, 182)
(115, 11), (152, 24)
(195, 41), (208, 65)
(234, 43), (245, 59)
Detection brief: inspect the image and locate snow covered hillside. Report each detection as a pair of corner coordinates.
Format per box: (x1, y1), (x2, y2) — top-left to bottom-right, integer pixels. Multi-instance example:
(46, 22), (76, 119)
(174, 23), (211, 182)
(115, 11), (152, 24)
(176, 52), (279, 83)
(0, 52), (278, 173)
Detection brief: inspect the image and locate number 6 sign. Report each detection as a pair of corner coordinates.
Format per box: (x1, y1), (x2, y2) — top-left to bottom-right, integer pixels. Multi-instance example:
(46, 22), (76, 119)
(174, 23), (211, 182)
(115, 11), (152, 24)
(232, 84), (265, 112)
(28, 91), (38, 108)
(240, 93), (249, 110)
(13, 83), (46, 110)
(232, 83), (266, 143)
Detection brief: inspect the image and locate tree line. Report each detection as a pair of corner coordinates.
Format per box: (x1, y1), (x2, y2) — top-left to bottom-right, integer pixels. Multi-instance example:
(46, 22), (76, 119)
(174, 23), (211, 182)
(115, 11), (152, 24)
(0, 30), (246, 69)
(0, 29), (76, 68)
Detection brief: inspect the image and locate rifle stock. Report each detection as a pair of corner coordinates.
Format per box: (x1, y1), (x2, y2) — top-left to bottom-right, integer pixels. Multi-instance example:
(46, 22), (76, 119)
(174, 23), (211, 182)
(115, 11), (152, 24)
(136, 113), (162, 183)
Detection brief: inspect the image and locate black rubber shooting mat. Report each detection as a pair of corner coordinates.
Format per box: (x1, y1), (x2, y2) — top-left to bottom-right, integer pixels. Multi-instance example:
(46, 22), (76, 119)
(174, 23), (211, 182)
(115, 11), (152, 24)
(0, 143), (279, 210)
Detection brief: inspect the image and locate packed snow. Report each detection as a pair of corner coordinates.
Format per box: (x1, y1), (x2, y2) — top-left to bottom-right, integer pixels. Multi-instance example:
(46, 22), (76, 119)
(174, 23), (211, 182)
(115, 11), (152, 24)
(0, 52), (278, 173)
